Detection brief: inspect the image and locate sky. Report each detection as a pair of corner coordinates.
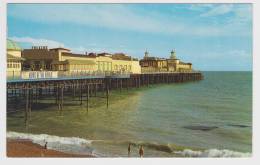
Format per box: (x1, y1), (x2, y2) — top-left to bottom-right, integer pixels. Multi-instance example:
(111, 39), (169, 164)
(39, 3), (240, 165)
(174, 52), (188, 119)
(7, 3), (252, 71)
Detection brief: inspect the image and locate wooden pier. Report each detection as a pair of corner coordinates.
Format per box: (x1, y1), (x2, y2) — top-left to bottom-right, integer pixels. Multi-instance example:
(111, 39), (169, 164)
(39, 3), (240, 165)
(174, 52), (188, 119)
(7, 72), (203, 126)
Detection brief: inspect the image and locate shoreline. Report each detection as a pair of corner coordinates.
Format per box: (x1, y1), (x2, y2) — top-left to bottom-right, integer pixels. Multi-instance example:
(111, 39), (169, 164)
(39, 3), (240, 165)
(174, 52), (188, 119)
(6, 131), (251, 158)
(7, 138), (95, 158)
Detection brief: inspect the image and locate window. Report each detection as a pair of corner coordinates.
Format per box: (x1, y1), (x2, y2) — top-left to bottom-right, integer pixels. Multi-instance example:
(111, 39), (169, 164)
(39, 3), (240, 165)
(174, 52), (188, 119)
(102, 62), (105, 71)
(101, 62), (103, 71)
(97, 62), (100, 70)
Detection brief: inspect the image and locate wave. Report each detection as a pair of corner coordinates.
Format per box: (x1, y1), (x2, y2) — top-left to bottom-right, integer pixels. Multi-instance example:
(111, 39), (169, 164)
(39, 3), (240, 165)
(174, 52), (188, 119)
(7, 131), (92, 145)
(91, 140), (174, 153)
(92, 140), (251, 157)
(174, 149), (251, 157)
(7, 131), (97, 156)
(7, 131), (251, 157)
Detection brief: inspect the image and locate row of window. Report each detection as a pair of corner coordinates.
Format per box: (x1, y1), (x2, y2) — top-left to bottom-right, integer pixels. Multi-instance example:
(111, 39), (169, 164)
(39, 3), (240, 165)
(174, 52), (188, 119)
(96, 62), (133, 72)
(7, 62), (21, 69)
(24, 63), (133, 71)
(142, 61), (167, 67)
(71, 64), (94, 70)
(114, 65), (131, 71)
(97, 61), (112, 71)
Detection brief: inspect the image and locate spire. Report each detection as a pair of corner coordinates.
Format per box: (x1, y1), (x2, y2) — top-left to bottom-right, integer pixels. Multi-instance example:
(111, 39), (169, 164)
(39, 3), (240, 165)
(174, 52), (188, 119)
(170, 49), (176, 59)
(144, 50), (149, 58)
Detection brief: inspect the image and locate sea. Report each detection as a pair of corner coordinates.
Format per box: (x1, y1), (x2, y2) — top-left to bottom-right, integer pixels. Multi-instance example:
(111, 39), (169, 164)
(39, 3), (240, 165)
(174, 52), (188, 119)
(7, 71), (252, 157)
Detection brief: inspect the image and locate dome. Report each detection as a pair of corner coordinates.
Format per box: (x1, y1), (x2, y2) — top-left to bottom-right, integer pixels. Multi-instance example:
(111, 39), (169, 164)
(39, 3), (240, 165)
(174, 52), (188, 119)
(170, 50), (176, 59)
(7, 39), (22, 51)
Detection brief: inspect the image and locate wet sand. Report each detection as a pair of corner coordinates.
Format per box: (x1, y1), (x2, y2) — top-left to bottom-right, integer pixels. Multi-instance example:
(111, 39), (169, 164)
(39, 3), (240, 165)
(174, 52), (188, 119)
(7, 139), (95, 157)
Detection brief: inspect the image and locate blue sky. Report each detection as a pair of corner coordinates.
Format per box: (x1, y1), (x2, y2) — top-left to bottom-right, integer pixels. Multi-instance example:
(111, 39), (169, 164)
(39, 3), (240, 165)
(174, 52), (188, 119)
(7, 3), (252, 71)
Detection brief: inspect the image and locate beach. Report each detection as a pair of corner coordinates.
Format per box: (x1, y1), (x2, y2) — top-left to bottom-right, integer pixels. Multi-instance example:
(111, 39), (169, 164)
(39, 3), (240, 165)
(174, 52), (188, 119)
(7, 139), (95, 157)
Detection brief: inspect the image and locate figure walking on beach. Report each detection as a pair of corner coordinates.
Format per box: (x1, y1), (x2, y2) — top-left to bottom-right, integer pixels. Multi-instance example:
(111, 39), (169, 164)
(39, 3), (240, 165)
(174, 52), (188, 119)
(128, 143), (131, 157)
(44, 142), (48, 149)
(139, 145), (144, 157)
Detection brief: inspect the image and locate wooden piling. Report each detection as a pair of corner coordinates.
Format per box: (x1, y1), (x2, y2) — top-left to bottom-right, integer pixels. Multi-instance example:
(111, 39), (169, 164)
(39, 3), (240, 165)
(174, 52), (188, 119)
(106, 85), (109, 109)
(87, 84), (89, 111)
(80, 82), (83, 105)
(61, 84), (64, 111)
(25, 83), (29, 126)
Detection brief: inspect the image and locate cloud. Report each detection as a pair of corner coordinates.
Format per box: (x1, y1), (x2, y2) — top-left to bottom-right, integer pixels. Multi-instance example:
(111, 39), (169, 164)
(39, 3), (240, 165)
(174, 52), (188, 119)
(9, 36), (135, 55)
(10, 36), (65, 48)
(8, 4), (180, 34)
(188, 4), (214, 11)
(198, 49), (252, 60)
(8, 4), (252, 37)
(10, 36), (90, 53)
(192, 49), (252, 71)
(199, 4), (252, 23)
(200, 4), (233, 17)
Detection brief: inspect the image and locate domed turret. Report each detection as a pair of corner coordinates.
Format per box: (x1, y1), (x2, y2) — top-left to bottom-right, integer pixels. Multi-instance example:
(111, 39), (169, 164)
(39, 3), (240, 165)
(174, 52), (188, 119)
(7, 39), (22, 51)
(144, 50), (149, 59)
(170, 49), (176, 59)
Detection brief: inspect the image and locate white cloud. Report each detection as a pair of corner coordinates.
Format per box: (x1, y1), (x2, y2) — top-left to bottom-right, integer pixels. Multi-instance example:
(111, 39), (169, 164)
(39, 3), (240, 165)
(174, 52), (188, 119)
(10, 36), (65, 48)
(8, 4), (252, 37)
(188, 4), (214, 11)
(8, 4), (181, 34)
(227, 49), (251, 58)
(70, 46), (88, 54)
(10, 36), (134, 55)
(198, 49), (251, 60)
(200, 4), (233, 17)
(199, 4), (252, 23)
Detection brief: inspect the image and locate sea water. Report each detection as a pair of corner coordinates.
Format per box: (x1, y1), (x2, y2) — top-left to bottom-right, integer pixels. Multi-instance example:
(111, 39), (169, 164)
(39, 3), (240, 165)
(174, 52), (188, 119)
(7, 71), (252, 157)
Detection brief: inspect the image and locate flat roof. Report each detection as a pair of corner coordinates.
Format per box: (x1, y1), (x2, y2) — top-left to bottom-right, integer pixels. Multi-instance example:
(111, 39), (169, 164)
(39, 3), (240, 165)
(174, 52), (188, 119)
(50, 47), (71, 51)
(62, 52), (96, 58)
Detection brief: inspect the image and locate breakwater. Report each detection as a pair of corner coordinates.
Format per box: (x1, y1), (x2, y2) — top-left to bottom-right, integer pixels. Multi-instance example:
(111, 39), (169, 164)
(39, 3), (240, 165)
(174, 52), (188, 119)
(7, 72), (203, 126)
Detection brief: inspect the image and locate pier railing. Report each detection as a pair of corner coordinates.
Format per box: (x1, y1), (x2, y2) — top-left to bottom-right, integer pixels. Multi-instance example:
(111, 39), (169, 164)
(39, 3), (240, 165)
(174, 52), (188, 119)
(7, 70), (202, 82)
(7, 71), (131, 81)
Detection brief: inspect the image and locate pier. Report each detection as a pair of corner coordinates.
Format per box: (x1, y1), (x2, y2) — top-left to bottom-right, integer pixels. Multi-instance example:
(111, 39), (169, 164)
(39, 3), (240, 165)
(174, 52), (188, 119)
(7, 71), (203, 126)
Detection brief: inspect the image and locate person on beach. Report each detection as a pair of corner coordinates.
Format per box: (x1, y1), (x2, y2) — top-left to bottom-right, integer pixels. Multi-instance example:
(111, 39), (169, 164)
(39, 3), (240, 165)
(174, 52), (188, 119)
(128, 143), (131, 157)
(139, 145), (144, 157)
(44, 142), (48, 149)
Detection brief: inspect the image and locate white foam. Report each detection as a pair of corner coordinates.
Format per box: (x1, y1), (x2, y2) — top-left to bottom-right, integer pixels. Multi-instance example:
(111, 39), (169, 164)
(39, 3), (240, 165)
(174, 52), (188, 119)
(7, 131), (92, 147)
(174, 148), (251, 157)
(7, 131), (107, 157)
(7, 131), (251, 157)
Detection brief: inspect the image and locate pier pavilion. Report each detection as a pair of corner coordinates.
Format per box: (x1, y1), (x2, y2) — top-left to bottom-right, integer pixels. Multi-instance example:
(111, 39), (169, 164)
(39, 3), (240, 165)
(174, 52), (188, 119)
(140, 50), (193, 73)
(21, 46), (141, 74)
